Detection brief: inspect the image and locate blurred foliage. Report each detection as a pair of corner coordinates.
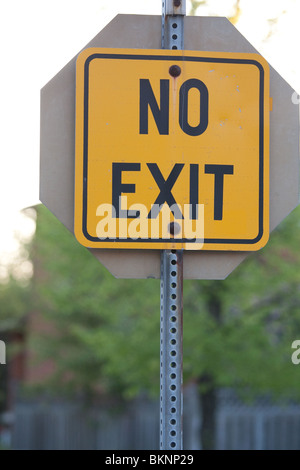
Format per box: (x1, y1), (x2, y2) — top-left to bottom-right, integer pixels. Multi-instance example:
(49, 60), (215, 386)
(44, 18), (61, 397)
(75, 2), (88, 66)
(30, 205), (160, 400)
(0, 237), (32, 412)
(185, 205), (300, 399)
(28, 204), (300, 404)
(0, 279), (29, 333)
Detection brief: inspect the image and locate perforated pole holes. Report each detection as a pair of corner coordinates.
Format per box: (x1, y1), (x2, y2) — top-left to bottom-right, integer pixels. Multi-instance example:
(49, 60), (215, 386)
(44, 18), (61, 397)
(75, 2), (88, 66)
(160, 0), (185, 451)
(162, 0), (185, 50)
(160, 250), (183, 450)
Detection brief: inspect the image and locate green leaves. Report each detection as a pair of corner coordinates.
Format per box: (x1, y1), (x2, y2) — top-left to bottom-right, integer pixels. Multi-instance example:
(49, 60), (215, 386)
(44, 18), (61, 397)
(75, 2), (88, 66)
(28, 203), (300, 403)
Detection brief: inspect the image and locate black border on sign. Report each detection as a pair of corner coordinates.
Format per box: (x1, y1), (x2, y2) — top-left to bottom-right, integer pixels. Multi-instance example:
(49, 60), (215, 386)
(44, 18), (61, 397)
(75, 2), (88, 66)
(80, 52), (266, 245)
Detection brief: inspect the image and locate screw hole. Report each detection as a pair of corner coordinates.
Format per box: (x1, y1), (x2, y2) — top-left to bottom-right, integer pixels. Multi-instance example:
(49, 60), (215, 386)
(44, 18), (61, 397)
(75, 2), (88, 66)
(172, 23), (178, 29)
(170, 373), (176, 379)
(170, 430), (176, 436)
(170, 362), (176, 368)
(172, 46), (178, 50)
(171, 271), (176, 277)
(171, 442), (176, 448)
(172, 34), (178, 40)
(170, 327), (177, 334)
(170, 419), (176, 425)
(171, 282), (177, 288)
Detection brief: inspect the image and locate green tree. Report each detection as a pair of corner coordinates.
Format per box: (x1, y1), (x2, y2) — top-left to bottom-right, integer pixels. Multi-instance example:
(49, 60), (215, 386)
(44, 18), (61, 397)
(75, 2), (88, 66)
(0, 262), (32, 413)
(29, 204), (300, 449)
(30, 205), (160, 400)
(184, 207), (300, 448)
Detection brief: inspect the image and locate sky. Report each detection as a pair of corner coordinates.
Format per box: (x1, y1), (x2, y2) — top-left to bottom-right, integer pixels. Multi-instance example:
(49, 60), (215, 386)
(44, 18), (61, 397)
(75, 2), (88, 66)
(0, 0), (299, 273)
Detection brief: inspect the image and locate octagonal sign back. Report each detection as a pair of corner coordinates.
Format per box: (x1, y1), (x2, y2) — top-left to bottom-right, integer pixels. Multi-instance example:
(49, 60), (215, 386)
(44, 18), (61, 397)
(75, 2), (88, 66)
(40, 15), (299, 279)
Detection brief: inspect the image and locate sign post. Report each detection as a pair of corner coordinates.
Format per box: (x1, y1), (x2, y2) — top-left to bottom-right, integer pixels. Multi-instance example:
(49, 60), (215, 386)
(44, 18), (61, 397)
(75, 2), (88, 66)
(160, 248), (183, 450)
(40, 3), (299, 451)
(72, 4), (270, 450)
(160, 0), (185, 451)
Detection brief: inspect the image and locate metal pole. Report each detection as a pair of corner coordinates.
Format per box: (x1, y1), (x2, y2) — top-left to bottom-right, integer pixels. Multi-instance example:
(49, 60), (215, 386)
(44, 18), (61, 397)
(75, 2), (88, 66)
(160, 250), (183, 449)
(162, 0), (185, 50)
(160, 0), (186, 451)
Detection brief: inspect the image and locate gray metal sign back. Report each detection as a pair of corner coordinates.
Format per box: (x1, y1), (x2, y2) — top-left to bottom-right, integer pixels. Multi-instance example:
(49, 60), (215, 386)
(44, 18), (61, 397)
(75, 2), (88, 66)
(40, 14), (299, 279)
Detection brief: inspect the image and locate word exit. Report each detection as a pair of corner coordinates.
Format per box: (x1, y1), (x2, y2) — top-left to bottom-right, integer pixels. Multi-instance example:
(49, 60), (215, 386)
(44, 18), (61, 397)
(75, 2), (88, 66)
(75, 48), (269, 251)
(112, 162), (233, 221)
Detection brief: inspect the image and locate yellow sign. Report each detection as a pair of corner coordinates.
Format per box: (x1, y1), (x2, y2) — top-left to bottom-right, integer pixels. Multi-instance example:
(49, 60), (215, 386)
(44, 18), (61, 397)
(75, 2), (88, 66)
(75, 48), (269, 251)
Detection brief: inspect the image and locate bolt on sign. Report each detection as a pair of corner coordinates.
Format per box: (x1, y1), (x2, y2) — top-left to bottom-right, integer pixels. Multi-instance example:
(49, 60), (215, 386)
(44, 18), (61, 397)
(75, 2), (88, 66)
(74, 47), (270, 251)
